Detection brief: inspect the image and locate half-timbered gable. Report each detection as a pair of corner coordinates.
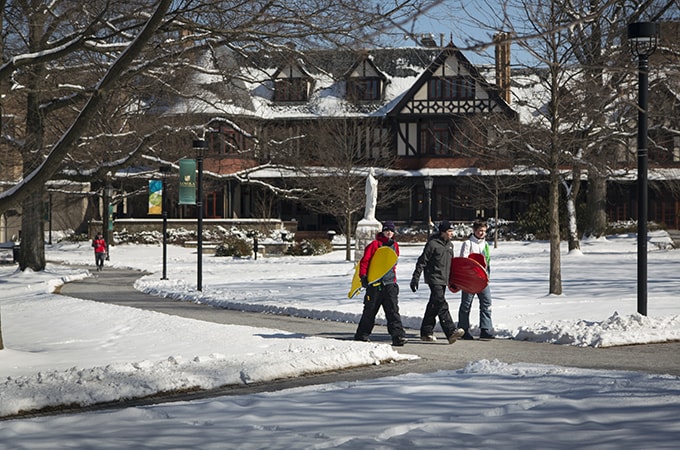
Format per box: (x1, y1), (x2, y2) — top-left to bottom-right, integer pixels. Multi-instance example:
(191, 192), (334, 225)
(272, 62), (314, 103)
(388, 46), (515, 160)
(343, 54), (387, 102)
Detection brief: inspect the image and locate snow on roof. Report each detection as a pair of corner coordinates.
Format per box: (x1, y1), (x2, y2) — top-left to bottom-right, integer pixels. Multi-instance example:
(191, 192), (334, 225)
(158, 47), (449, 120)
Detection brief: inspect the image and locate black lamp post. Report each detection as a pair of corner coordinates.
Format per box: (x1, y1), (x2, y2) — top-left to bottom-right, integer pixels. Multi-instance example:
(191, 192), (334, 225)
(160, 164), (171, 280)
(424, 175), (433, 233)
(48, 191), (53, 245)
(193, 139), (208, 291)
(104, 184), (114, 260)
(628, 21), (659, 316)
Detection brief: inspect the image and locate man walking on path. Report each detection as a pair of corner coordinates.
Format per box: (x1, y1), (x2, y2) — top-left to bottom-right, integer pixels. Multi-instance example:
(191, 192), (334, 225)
(458, 220), (494, 340)
(410, 220), (465, 344)
(354, 221), (407, 346)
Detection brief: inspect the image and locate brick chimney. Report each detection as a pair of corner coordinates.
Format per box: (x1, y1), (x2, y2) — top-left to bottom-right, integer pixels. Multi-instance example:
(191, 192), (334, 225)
(494, 32), (511, 104)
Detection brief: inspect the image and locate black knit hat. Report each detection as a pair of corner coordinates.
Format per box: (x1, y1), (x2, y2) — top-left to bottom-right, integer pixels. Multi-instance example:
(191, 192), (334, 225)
(438, 220), (454, 232)
(382, 221), (396, 233)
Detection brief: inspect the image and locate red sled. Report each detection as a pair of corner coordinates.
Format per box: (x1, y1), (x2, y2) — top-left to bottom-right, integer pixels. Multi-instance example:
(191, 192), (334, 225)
(448, 256), (489, 294)
(468, 252), (487, 268)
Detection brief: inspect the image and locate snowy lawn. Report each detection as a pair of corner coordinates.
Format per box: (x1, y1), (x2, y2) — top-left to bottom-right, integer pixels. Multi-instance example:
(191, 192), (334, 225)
(0, 232), (679, 448)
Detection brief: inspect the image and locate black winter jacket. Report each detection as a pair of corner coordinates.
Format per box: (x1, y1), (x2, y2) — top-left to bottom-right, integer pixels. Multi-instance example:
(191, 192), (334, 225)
(411, 234), (454, 286)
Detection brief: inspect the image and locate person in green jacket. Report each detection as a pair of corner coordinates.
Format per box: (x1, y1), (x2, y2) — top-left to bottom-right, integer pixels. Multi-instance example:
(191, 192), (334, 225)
(458, 220), (495, 340)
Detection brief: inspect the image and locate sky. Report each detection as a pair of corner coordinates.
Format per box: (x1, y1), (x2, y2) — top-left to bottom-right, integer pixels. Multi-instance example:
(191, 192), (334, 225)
(0, 231), (679, 448)
(384, 0), (523, 66)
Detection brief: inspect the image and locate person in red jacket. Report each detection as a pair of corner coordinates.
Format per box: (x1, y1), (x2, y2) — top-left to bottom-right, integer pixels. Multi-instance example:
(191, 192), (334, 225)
(353, 221), (407, 346)
(92, 232), (107, 271)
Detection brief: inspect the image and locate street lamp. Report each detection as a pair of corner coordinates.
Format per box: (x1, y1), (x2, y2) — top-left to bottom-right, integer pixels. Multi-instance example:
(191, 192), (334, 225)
(424, 175), (433, 233)
(159, 164), (171, 280)
(193, 139), (208, 291)
(104, 184), (114, 261)
(48, 191), (53, 245)
(628, 21), (659, 316)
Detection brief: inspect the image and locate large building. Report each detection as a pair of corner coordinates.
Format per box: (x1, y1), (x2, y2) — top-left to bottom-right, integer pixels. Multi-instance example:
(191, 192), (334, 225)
(145, 40), (526, 232)
(4, 33), (678, 239)
(135, 34), (678, 233)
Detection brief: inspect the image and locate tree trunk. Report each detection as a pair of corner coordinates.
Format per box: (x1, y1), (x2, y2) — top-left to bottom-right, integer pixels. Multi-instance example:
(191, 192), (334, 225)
(585, 172), (608, 238)
(493, 177), (499, 248)
(566, 168), (581, 252)
(19, 187), (46, 271)
(0, 311), (4, 350)
(345, 210), (352, 261)
(549, 173), (562, 295)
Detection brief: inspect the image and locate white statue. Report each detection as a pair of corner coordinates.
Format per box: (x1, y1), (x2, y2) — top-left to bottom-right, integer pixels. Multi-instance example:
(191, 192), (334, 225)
(364, 168), (378, 221)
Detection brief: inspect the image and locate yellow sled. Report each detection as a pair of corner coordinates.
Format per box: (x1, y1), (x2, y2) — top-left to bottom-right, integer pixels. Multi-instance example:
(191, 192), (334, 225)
(347, 246), (398, 298)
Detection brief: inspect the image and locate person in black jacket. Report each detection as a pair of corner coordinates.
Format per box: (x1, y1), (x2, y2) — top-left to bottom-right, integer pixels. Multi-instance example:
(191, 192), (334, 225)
(410, 220), (465, 344)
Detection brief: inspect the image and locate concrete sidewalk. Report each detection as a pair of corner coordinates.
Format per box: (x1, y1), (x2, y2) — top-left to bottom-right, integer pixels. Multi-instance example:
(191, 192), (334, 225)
(59, 267), (680, 383)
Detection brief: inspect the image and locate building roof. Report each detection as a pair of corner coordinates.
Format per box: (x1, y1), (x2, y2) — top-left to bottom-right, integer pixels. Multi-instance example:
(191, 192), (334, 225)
(157, 44), (513, 120)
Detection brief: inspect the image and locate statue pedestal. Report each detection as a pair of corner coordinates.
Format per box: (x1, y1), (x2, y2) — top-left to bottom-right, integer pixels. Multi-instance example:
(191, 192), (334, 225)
(354, 219), (381, 262)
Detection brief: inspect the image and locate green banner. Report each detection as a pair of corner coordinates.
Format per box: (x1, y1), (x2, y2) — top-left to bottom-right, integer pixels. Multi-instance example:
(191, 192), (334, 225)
(148, 179), (162, 215)
(178, 159), (196, 205)
(108, 204), (114, 231)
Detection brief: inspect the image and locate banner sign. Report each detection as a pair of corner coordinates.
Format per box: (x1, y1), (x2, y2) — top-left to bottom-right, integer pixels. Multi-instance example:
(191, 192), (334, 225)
(148, 179), (162, 215)
(108, 204), (114, 231)
(178, 159), (196, 205)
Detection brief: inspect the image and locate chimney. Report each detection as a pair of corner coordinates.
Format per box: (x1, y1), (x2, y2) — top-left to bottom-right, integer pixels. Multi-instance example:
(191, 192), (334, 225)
(420, 34), (437, 47)
(494, 32), (511, 104)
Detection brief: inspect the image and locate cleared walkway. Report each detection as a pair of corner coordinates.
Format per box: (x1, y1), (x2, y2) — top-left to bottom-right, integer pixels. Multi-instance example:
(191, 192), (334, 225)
(59, 267), (680, 382)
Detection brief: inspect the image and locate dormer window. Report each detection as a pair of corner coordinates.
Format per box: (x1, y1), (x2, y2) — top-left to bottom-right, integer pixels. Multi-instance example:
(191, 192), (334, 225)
(272, 63), (311, 103)
(347, 77), (382, 101)
(428, 76), (475, 100)
(274, 78), (309, 102)
(344, 53), (386, 103)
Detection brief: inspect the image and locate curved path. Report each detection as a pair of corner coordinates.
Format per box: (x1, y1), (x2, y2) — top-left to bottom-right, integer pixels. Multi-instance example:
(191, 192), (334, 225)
(57, 267), (680, 409)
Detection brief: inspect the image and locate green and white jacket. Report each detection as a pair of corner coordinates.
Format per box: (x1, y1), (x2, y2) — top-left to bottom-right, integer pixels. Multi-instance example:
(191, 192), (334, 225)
(460, 235), (490, 275)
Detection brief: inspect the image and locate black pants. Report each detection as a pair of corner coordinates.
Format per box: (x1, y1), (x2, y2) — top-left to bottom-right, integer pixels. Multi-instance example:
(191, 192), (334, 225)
(420, 284), (456, 338)
(95, 252), (106, 269)
(354, 283), (405, 341)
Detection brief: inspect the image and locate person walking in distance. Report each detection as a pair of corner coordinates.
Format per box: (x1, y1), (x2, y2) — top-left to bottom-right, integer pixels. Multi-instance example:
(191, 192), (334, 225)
(92, 232), (107, 271)
(410, 220), (465, 344)
(458, 220), (495, 340)
(354, 221), (408, 346)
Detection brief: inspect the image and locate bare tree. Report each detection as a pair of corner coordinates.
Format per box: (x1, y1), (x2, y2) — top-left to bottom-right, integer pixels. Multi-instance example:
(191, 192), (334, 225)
(0, 0), (427, 271)
(457, 113), (533, 247)
(564, 1), (659, 239)
(0, 0), (175, 270)
(500, 0), (680, 291)
(501, 0), (602, 294)
(0, 0), (429, 347)
(284, 118), (407, 260)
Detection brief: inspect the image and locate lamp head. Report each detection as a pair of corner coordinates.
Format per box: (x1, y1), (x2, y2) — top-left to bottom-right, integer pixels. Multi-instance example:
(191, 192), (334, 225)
(628, 22), (659, 58)
(423, 175), (433, 190)
(193, 139), (208, 149)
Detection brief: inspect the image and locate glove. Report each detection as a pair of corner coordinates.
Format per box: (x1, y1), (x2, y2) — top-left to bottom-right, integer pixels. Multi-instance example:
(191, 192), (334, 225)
(410, 278), (419, 293)
(361, 276), (369, 288)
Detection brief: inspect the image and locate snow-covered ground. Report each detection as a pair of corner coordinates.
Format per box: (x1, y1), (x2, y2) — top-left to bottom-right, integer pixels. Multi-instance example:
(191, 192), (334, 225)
(0, 232), (679, 448)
